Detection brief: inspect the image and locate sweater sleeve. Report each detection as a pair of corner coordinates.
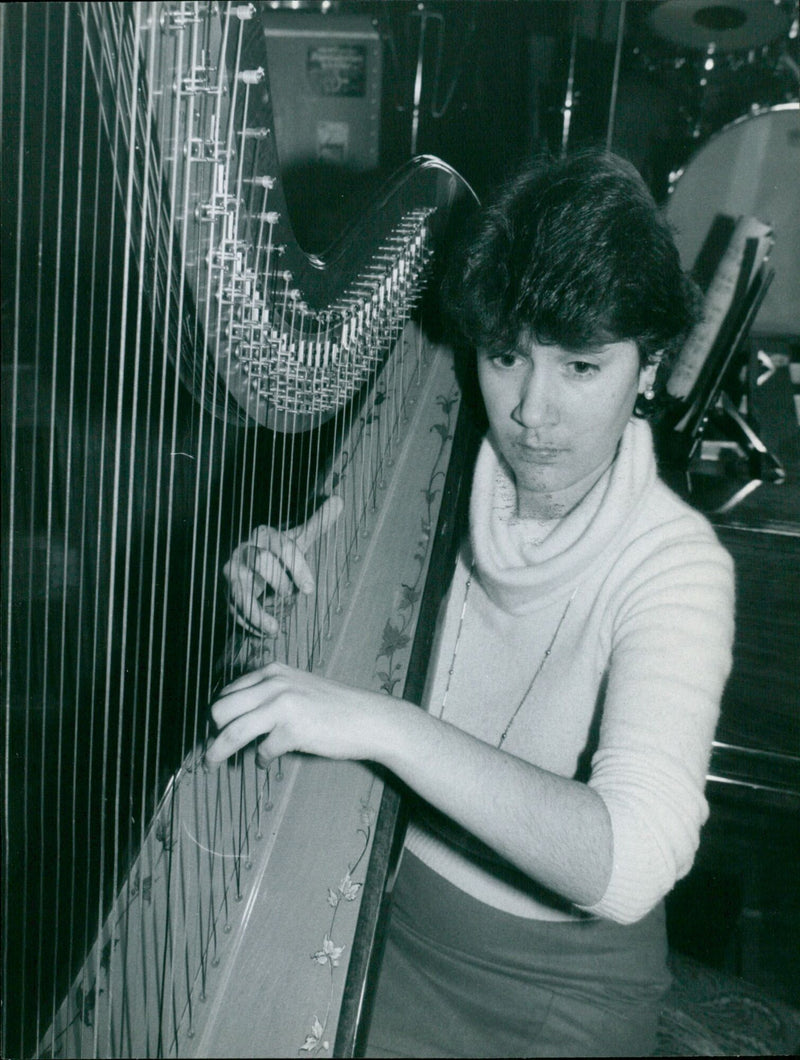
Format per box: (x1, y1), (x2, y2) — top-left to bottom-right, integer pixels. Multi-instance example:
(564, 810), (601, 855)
(579, 514), (735, 924)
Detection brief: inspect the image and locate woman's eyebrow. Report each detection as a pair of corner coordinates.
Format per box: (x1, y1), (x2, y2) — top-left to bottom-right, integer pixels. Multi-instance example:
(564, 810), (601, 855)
(560, 344), (611, 358)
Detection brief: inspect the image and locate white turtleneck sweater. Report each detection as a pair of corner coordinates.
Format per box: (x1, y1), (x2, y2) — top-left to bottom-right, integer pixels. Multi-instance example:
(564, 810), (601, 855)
(405, 417), (735, 925)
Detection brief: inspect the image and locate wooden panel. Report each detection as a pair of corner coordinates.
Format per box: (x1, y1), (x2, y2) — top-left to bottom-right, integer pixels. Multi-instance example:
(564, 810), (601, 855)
(714, 520), (800, 759)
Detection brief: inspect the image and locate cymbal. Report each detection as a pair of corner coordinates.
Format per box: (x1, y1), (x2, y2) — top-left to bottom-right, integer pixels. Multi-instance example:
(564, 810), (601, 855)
(648, 1), (792, 51)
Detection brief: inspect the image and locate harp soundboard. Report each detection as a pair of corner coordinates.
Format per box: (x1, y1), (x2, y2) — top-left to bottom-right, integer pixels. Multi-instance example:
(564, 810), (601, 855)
(1, 3), (475, 1056)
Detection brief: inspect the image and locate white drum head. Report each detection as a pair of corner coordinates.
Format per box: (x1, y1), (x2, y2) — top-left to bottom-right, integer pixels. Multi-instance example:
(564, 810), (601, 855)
(665, 103), (800, 339)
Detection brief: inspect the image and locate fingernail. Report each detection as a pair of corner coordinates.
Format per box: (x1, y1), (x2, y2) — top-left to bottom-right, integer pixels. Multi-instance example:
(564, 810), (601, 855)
(256, 752), (270, 770)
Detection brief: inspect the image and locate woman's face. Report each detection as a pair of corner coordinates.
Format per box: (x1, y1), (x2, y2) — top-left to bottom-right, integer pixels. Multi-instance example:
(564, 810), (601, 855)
(477, 333), (656, 518)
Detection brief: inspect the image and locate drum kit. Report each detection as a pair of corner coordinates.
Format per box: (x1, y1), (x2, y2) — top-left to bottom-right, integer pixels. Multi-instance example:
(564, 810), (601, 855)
(630, 0), (799, 337)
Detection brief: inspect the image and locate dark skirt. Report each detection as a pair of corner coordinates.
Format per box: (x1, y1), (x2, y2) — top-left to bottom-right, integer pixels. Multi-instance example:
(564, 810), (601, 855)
(363, 852), (671, 1058)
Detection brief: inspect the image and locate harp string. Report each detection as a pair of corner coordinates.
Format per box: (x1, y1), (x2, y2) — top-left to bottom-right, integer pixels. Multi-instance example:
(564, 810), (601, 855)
(122, 13), (167, 1049)
(120, 12), (173, 1057)
(3, 8), (29, 1057)
(130, 30), (170, 1054)
(46, 5), (79, 1048)
(52, 3), (89, 1044)
(23, 5), (41, 1045)
(95, 3), (143, 1053)
(72, 7), (119, 1051)
(85, 8), (121, 1049)
(147, 0), (192, 895)
(116, 18), (166, 1051)
(151, 11), (214, 1048)
(196, 29), (245, 1033)
(0, 0), (9, 1044)
(73, 19), (104, 1046)
(189, 2), (238, 732)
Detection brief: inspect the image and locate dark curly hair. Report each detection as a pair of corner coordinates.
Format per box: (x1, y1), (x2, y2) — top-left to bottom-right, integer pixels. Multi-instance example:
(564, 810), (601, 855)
(444, 149), (700, 388)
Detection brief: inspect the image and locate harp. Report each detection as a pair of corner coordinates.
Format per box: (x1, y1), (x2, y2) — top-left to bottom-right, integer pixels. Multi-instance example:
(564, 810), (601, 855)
(1, 3), (476, 1056)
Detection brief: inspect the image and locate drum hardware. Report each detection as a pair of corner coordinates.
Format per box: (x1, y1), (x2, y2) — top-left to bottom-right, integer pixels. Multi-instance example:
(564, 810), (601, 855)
(557, 0), (633, 156)
(377, 2), (477, 157)
(647, 1), (792, 53)
(629, 0), (797, 154)
(560, 6), (581, 155)
(606, 0), (628, 151)
(409, 7), (446, 157)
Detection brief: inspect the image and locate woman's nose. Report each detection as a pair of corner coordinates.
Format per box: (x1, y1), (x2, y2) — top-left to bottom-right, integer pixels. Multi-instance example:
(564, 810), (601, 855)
(512, 366), (559, 428)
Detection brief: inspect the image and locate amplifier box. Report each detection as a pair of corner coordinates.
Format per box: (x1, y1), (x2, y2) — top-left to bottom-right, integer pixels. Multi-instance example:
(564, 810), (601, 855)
(263, 12), (382, 171)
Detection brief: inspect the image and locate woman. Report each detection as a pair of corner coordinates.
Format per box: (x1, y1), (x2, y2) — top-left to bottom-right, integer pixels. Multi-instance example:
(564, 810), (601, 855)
(209, 150), (735, 1056)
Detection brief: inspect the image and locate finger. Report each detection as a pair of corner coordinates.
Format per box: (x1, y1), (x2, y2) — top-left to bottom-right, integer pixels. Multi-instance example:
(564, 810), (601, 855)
(249, 548), (300, 597)
(250, 528), (315, 595)
(227, 575), (277, 634)
(205, 707), (275, 768)
(256, 730), (293, 765)
(260, 539), (314, 595)
(218, 663), (274, 698)
(230, 538), (297, 598)
(250, 500), (343, 592)
(211, 668), (286, 728)
(227, 599), (279, 638)
(291, 495), (344, 553)
(224, 561), (282, 634)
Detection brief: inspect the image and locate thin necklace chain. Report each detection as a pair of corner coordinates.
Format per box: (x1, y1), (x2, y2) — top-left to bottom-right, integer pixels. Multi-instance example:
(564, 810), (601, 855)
(439, 562), (577, 748)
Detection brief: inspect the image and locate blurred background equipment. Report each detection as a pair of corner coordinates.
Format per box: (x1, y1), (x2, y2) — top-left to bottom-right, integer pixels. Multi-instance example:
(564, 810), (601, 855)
(263, 12), (382, 172)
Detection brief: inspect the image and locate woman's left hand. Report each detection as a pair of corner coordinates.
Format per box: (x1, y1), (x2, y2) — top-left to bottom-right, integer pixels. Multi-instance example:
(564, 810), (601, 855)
(205, 662), (389, 768)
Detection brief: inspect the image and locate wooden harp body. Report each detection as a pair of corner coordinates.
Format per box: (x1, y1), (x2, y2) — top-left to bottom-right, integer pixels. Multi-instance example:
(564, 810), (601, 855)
(1, 3), (475, 1056)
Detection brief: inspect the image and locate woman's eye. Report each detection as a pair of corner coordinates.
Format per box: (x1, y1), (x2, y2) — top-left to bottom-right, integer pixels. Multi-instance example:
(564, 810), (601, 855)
(568, 360), (598, 377)
(491, 352), (520, 369)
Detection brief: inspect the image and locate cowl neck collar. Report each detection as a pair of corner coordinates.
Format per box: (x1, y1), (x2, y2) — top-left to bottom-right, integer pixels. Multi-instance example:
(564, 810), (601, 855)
(469, 417), (657, 613)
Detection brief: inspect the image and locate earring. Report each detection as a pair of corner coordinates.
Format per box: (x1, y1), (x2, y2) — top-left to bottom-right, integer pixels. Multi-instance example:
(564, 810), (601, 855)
(643, 383), (655, 401)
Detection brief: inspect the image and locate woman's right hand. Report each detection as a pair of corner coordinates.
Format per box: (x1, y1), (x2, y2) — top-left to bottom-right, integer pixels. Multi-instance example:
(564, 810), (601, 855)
(223, 495), (343, 637)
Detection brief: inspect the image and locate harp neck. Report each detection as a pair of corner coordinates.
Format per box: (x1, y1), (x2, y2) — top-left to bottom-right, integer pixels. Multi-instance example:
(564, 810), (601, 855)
(81, 2), (475, 429)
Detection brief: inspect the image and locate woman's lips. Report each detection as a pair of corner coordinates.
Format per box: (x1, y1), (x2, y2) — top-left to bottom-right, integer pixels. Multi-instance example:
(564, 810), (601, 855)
(514, 443), (564, 463)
